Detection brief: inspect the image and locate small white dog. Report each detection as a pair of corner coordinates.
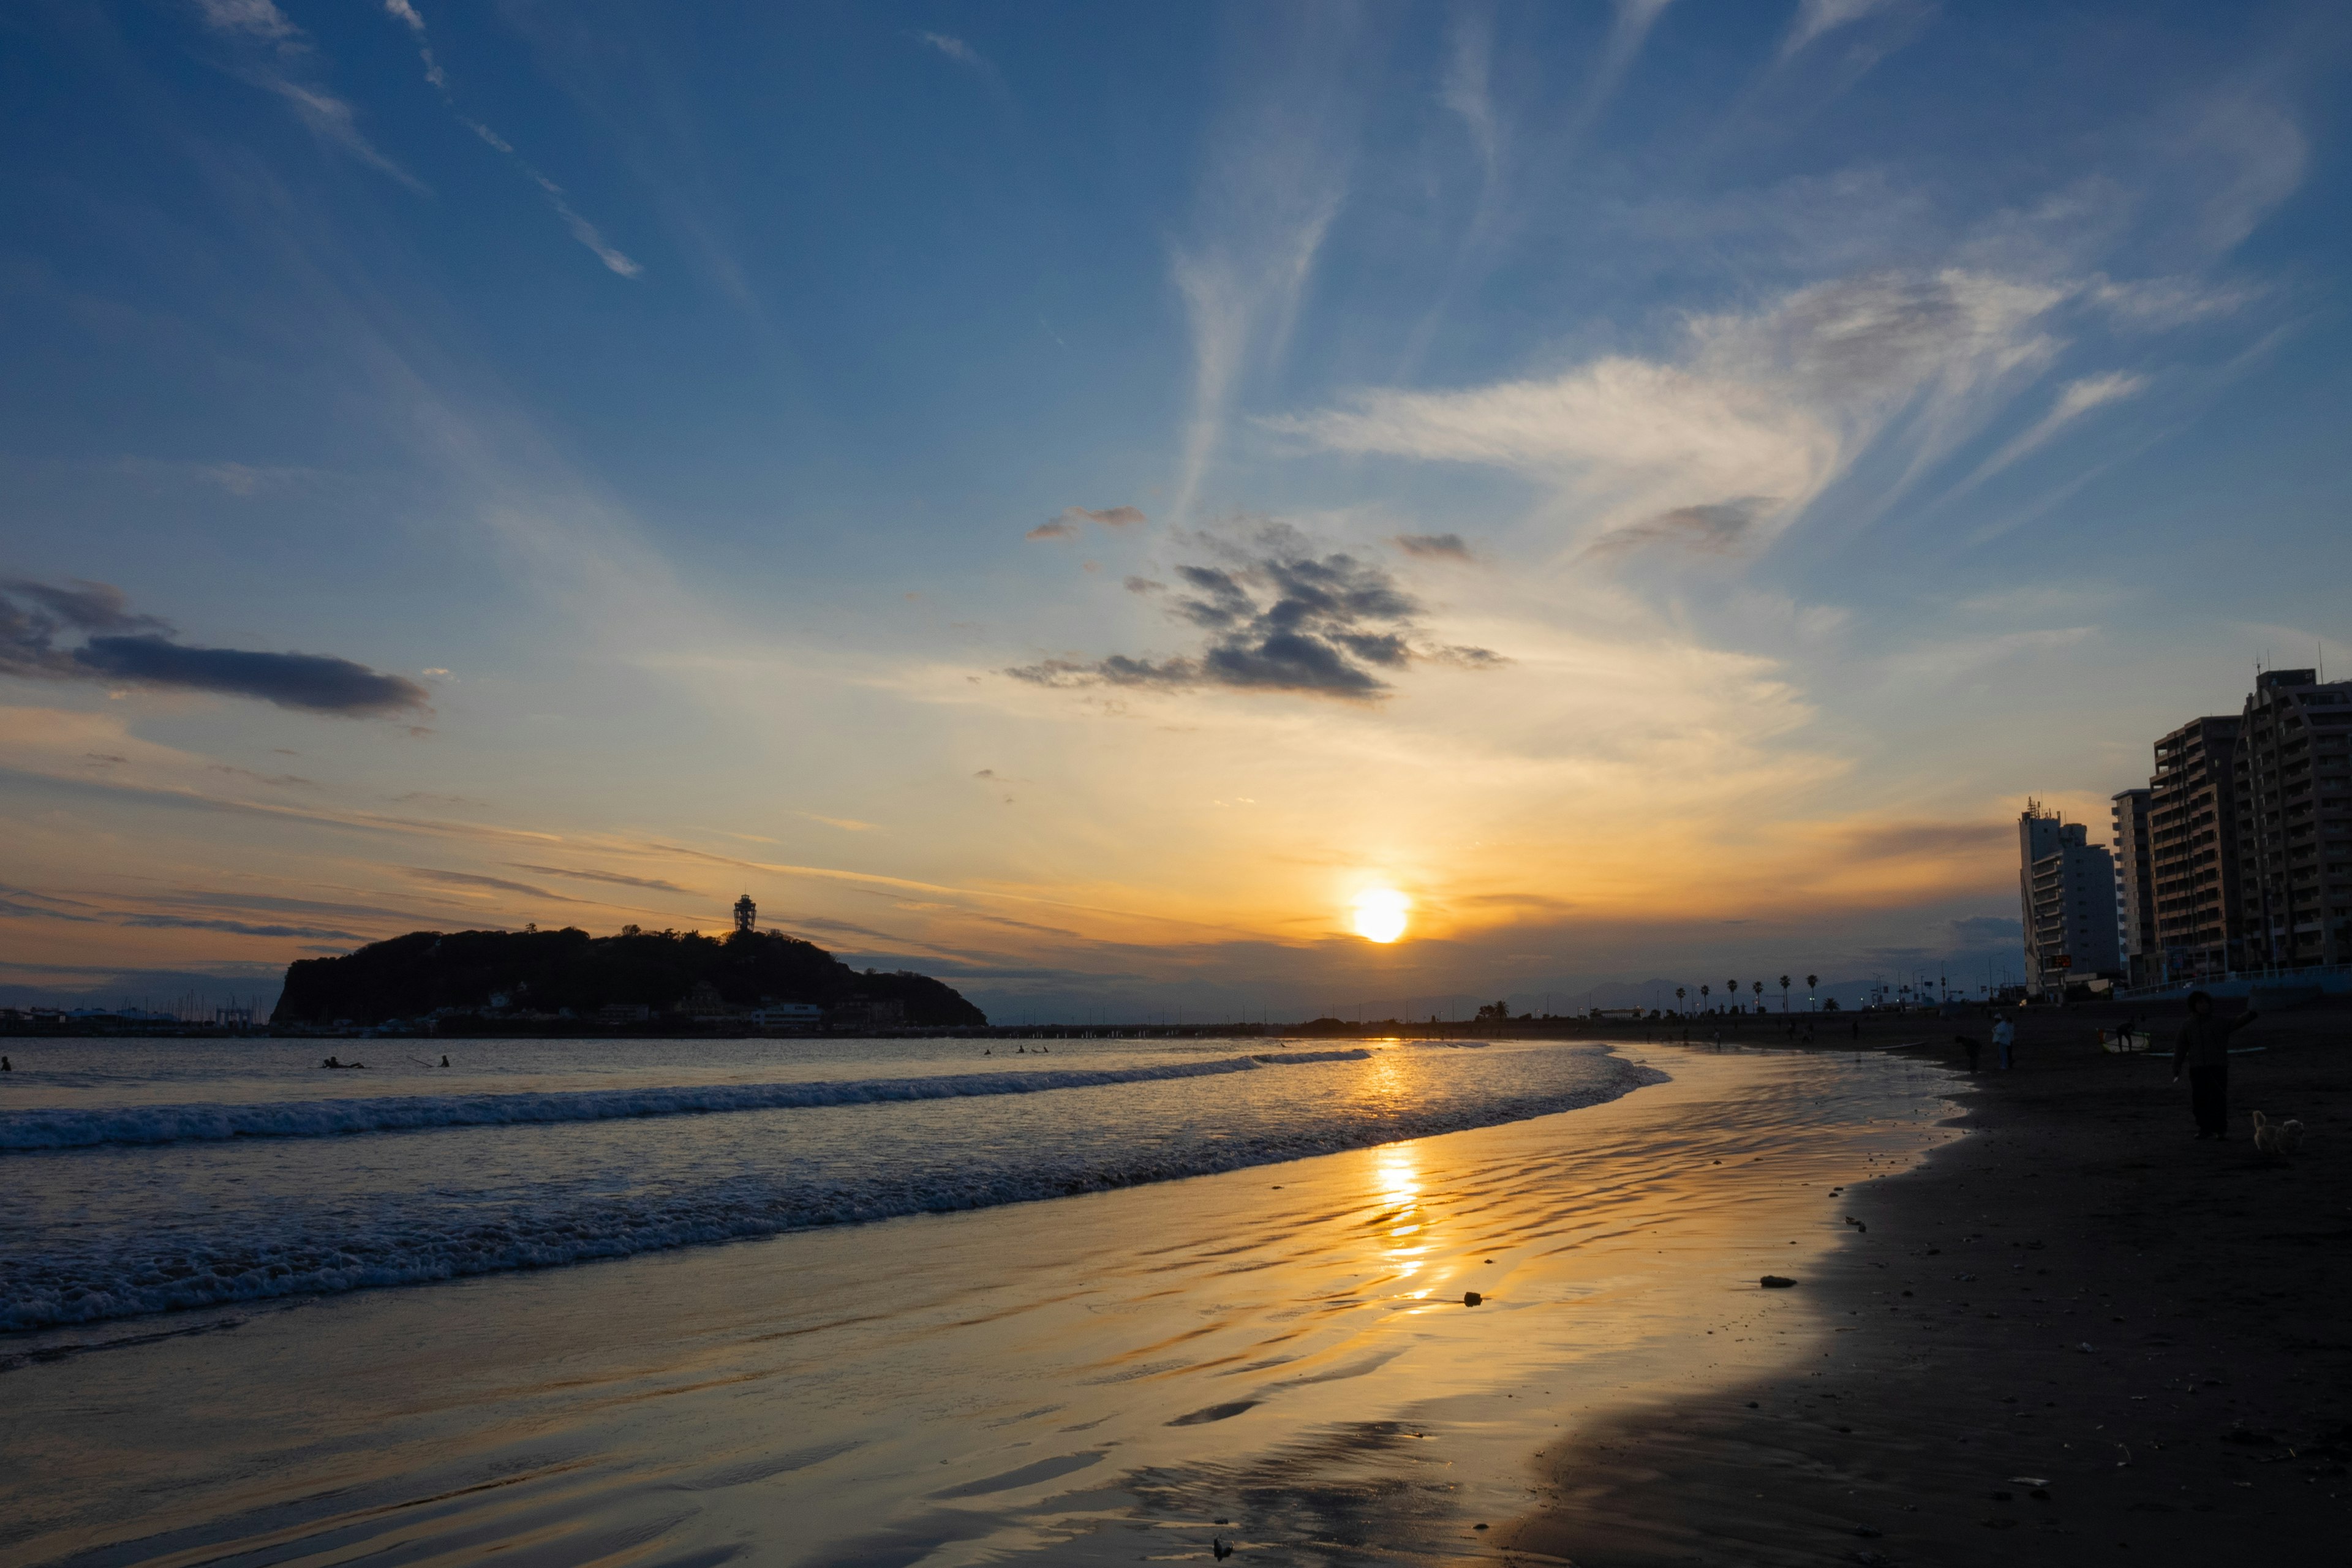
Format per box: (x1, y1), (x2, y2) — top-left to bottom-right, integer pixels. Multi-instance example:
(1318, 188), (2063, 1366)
(2251, 1110), (2305, 1156)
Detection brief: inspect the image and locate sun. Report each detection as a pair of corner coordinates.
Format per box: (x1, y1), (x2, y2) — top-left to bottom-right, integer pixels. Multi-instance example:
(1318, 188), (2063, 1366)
(1352, 888), (1409, 944)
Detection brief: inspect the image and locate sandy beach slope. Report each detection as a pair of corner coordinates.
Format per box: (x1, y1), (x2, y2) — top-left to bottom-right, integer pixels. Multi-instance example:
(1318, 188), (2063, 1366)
(1503, 1001), (2352, 1564)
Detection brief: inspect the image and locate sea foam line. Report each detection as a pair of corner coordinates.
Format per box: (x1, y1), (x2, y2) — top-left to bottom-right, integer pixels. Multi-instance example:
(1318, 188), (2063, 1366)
(0, 1050), (1373, 1152)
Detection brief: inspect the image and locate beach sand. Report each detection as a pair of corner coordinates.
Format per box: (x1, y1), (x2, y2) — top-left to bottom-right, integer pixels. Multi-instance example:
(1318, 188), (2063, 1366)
(1504, 1000), (2352, 1564)
(1, 1044), (1950, 1566)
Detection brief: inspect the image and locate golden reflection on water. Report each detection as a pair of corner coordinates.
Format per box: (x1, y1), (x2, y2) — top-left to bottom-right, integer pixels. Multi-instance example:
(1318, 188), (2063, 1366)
(1372, 1142), (1433, 1295)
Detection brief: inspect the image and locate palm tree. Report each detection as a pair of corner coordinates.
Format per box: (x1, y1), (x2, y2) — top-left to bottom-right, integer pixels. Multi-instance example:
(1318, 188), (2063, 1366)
(1752, 980), (1763, 1007)
(1727, 979), (1738, 1013)
(1806, 973), (1819, 1011)
(1675, 986), (1686, 1014)
(1779, 974), (1791, 1011)
(1700, 984), (1710, 1010)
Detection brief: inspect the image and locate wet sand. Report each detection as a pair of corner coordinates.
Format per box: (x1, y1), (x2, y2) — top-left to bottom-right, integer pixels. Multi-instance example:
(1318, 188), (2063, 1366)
(0, 1044), (1951, 1566)
(1504, 1001), (2352, 1564)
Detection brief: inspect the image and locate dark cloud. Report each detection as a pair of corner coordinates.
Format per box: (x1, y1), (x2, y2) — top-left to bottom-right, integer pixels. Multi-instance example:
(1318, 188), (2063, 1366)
(76, 636), (430, 715)
(209, 764), (316, 788)
(0, 577), (169, 634)
(1586, 498), (1774, 558)
(147, 891), (430, 923)
(1839, 821), (2008, 859)
(1027, 505), (1147, 541)
(1393, 532), (1472, 560)
(1122, 576), (1165, 595)
(1008, 533), (1505, 700)
(0, 578), (431, 717)
(118, 914), (368, 941)
(0, 894), (102, 922)
(405, 868), (583, 901)
(507, 863), (695, 894)
(1950, 914), (2024, 947)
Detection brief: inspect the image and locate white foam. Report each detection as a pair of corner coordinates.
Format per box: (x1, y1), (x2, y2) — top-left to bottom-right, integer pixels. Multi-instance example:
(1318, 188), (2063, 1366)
(0, 1050), (1374, 1152)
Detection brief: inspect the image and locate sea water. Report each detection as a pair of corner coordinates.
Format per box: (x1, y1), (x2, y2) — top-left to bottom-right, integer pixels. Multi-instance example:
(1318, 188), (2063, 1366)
(0, 1035), (1657, 1332)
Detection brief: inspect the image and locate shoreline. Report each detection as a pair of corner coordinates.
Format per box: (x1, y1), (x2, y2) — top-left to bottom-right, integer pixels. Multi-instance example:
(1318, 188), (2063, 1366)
(1501, 1000), (2352, 1564)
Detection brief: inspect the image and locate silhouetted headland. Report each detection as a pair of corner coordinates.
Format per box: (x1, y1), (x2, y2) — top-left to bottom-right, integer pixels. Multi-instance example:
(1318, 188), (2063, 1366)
(270, 925), (986, 1036)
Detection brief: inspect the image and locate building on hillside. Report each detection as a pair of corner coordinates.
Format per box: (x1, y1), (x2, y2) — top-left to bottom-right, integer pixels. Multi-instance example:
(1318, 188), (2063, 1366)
(2233, 668), (2352, 970)
(2146, 714), (2243, 982)
(2019, 800), (2122, 996)
(676, 980), (732, 1019)
(750, 1003), (823, 1030)
(599, 1002), (651, 1025)
(2111, 787), (2157, 986)
(828, 998), (905, 1032)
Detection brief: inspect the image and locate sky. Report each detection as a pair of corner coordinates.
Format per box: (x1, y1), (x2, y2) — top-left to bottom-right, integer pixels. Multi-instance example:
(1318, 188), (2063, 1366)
(3, 0), (2348, 1022)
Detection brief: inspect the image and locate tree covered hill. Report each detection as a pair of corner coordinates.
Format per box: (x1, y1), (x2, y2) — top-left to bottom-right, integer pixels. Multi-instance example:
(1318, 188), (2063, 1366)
(271, 926), (986, 1027)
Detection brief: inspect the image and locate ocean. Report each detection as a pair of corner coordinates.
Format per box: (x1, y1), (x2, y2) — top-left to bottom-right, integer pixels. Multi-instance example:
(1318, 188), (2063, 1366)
(1, 1034), (1656, 1333)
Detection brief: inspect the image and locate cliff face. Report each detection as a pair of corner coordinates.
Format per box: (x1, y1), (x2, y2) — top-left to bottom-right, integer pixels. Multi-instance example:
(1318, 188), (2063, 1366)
(272, 927), (986, 1027)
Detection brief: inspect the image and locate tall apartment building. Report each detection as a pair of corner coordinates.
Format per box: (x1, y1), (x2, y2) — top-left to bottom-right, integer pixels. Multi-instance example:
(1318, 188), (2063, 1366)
(2233, 669), (2352, 970)
(2146, 715), (2242, 982)
(2111, 787), (2156, 986)
(2018, 801), (2121, 995)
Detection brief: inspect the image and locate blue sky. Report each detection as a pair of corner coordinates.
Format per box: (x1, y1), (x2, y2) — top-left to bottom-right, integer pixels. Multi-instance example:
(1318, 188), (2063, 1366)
(2, 0), (2347, 1020)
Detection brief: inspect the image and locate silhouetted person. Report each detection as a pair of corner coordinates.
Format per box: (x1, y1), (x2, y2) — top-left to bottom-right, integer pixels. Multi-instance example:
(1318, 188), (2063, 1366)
(1, 1055), (10, 1071)
(440, 1055), (450, 1067)
(1992, 1015), (2016, 1069)
(1954, 1034), (1982, 1072)
(2173, 990), (2260, 1140)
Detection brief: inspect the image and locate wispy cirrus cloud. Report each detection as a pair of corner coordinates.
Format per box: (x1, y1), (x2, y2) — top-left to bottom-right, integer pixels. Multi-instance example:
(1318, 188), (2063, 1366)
(1168, 13), (1375, 518)
(913, 31), (989, 72)
(193, 0), (425, 192)
(1269, 268), (2071, 558)
(1781, 0), (1906, 60)
(0, 578), (431, 717)
(374, 1), (643, 277)
(1967, 371), (2152, 485)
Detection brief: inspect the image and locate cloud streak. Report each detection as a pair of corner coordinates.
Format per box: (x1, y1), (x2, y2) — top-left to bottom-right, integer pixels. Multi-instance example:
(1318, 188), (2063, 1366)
(1027, 504), (1147, 541)
(405, 868), (582, 901)
(374, 2), (643, 277)
(1968, 370), (2151, 485)
(0, 579), (431, 717)
(194, 0), (426, 192)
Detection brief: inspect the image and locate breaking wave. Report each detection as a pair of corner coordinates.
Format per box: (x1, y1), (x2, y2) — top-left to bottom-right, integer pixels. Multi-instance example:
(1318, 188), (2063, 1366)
(0, 1051), (1373, 1152)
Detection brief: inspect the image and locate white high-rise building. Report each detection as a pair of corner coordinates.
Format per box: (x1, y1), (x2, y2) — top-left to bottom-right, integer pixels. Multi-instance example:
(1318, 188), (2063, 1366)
(2019, 800), (2122, 995)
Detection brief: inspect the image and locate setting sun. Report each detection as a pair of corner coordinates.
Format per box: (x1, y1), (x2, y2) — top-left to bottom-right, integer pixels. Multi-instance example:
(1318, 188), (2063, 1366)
(1352, 888), (1410, 944)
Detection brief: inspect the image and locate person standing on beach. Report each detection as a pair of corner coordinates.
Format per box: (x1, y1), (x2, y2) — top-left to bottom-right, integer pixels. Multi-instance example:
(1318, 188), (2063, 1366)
(1992, 1015), (2016, 1069)
(2171, 990), (2261, 1140)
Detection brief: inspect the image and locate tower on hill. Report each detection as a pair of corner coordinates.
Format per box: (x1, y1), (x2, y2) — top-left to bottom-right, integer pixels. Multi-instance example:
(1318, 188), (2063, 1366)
(733, 893), (756, 935)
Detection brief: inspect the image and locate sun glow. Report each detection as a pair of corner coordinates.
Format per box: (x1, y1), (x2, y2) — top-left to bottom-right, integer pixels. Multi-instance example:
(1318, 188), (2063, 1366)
(1352, 887), (1409, 943)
